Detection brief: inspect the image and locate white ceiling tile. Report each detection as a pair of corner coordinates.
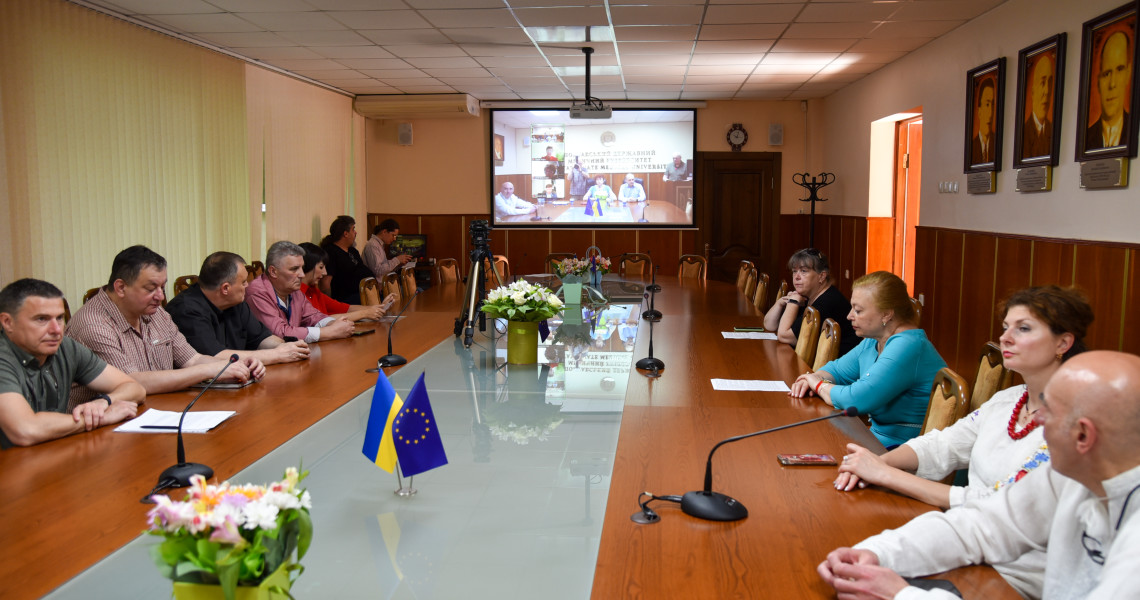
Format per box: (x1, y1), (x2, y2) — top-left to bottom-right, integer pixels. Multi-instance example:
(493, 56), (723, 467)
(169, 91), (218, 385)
(406, 0), (504, 7)
(626, 82), (682, 90)
(358, 69), (431, 78)
(462, 44), (543, 57)
(276, 30), (373, 45)
(382, 44), (469, 57)
(681, 90), (735, 99)
(395, 84), (459, 92)
(516, 91), (575, 100)
(783, 22), (876, 38)
(740, 82), (799, 91)
(835, 51), (907, 64)
(621, 54), (692, 66)
(359, 30), (451, 44)
(305, 0), (409, 9)
(681, 83), (742, 91)
(614, 25), (699, 42)
(88, 0), (219, 15)
(751, 63), (821, 75)
(686, 64), (757, 75)
(733, 89), (791, 99)
(796, 2), (897, 23)
(382, 77), (445, 86)
(402, 56), (483, 68)
(339, 83), (401, 93)
(419, 9), (518, 28)
(698, 24), (787, 40)
(609, 6), (705, 26)
(492, 68), (560, 78)
(468, 91), (524, 99)
(243, 47), (326, 60)
(443, 28), (535, 44)
(476, 56), (550, 68)
(761, 52), (838, 65)
(704, 4), (804, 24)
(808, 70), (865, 83)
(623, 65), (687, 76)
(745, 72), (811, 83)
(312, 46), (398, 58)
(336, 58), (410, 69)
(617, 42), (696, 54)
(557, 70), (622, 80)
(498, 76), (563, 86)
(320, 75), (376, 84)
(327, 11), (432, 29)
(435, 77), (502, 86)
(208, 0), (315, 11)
(290, 68), (364, 78)
(891, 0), (1002, 21)
(146, 13), (262, 33)
(237, 12), (345, 30)
(870, 21), (962, 38)
(769, 38), (855, 52)
(269, 59), (350, 70)
(195, 32), (294, 46)
(819, 60), (890, 74)
(684, 74), (747, 84)
(694, 40), (775, 53)
(690, 53), (765, 65)
(512, 7), (609, 27)
(547, 54), (618, 67)
(846, 37), (931, 52)
(625, 91), (683, 100)
(423, 68), (494, 78)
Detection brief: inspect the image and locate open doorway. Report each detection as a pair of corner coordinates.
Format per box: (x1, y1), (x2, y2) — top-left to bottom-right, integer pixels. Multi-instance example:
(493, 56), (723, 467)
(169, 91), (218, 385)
(894, 116), (922, 291)
(866, 109), (923, 294)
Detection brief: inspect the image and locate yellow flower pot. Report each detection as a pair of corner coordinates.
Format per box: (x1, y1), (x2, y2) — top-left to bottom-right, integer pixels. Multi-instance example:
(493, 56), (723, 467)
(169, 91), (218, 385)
(171, 563), (293, 600)
(506, 320), (539, 365)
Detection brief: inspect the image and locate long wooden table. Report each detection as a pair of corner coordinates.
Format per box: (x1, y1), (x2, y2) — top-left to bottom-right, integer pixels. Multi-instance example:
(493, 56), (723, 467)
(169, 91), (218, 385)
(2, 278), (1015, 599)
(0, 285), (466, 600)
(589, 278), (1018, 598)
(498, 200), (687, 224)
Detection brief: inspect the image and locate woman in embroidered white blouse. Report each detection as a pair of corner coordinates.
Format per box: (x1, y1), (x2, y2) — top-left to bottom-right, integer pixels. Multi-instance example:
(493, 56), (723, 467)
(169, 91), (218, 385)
(834, 285), (1093, 508)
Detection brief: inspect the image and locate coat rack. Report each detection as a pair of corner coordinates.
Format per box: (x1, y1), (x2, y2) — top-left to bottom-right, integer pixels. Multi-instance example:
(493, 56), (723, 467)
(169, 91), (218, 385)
(792, 172), (835, 248)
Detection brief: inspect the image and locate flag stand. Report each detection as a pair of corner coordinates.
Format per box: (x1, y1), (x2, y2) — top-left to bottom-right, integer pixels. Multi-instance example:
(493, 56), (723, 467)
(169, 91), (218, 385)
(394, 462), (417, 497)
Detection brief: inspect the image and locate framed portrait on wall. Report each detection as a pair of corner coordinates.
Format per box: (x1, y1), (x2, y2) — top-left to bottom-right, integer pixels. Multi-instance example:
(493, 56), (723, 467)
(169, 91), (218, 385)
(1075, 2), (1140, 161)
(1014, 34), (1066, 167)
(492, 133), (505, 166)
(964, 58), (1006, 173)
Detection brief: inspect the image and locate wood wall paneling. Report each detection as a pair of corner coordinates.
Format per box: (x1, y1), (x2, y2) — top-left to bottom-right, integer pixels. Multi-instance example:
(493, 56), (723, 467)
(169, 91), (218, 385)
(550, 230), (595, 256)
(992, 237), (1034, 340)
(929, 230), (964, 370)
(957, 233), (999, 376)
(639, 230), (683, 276)
(1072, 244), (1128, 352)
(506, 228), (551, 277)
(1029, 240), (1074, 287)
(1124, 250), (1140, 355)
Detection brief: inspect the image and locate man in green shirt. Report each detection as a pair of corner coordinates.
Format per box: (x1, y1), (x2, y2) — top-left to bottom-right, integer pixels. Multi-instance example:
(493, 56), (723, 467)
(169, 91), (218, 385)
(0, 279), (144, 448)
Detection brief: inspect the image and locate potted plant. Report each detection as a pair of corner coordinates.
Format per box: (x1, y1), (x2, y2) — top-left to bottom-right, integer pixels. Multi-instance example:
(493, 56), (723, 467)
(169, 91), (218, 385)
(481, 280), (563, 364)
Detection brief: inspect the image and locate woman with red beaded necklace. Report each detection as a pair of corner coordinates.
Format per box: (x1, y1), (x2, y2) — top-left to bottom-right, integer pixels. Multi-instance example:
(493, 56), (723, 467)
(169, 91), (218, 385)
(832, 285), (1092, 598)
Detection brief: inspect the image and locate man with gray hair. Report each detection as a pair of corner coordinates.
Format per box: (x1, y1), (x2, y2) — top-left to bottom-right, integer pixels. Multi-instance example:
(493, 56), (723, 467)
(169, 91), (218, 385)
(818, 351), (1140, 599)
(245, 241), (354, 342)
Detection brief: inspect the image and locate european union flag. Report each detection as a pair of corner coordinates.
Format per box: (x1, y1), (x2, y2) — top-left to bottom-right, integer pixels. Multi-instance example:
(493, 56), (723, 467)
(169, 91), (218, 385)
(390, 373), (448, 477)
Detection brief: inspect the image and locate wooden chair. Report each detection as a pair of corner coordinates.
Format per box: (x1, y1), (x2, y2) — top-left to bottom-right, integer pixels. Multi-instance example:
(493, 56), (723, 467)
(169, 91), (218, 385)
(359, 277), (381, 305)
(245, 264), (258, 283)
(249, 261), (265, 279)
(743, 267), (758, 299)
(484, 255), (510, 286)
(382, 271), (401, 305)
(921, 367), (971, 436)
(618, 253), (652, 278)
(436, 258), (459, 284)
(82, 287), (101, 304)
(795, 305), (821, 366)
(971, 342), (1013, 412)
(678, 254), (706, 280)
(399, 264), (417, 299)
(62, 298), (72, 325)
(173, 275), (197, 296)
(545, 252), (575, 274)
(752, 272), (770, 311)
(735, 260), (755, 291)
(911, 297), (922, 325)
(774, 280), (788, 302)
(812, 318), (841, 371)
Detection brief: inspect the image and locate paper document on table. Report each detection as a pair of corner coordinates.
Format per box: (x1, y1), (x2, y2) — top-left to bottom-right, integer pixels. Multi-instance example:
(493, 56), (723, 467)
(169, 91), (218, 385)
(711, 379), (791, 392)
(115, 409), (236, 433)
(721, 331), (778, 340)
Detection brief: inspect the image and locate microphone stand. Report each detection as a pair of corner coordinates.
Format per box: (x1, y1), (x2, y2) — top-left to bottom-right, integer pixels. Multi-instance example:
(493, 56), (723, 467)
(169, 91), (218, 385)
(680, 407), (859, 521)
(635, 317), (664, 377)
(370, 289), (421, 370)
(641, 274), (662, 322)
(143, 354), (239, 502)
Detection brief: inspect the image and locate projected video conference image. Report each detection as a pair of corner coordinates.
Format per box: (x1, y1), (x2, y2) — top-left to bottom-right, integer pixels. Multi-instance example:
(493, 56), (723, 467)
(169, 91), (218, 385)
(491, 109), (695, 227)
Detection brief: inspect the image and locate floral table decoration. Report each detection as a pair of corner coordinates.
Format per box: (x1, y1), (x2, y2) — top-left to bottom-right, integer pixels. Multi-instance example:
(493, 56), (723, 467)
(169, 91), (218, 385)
(146, 467), (313, 600)
(481, 280), (564, 364)
(553, 256), (612, 302)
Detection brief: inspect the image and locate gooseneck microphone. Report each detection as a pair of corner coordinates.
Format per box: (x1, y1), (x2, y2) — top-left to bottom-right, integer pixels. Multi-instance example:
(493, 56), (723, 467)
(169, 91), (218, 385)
(635, 317), (664, 377)
(145, 354), (239, 501)
(681, 406), (859, 521)
(376, 289), (421, 368)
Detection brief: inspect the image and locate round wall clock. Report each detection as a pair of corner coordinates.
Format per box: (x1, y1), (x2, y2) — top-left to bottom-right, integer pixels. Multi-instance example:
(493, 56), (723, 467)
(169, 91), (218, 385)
(601, 131), (616, 147)
(727, 123), (748, 151)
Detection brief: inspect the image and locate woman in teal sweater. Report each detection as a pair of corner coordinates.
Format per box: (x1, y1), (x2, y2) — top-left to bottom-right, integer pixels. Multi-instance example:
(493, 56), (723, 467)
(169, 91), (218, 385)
(790, 271), (945, 447)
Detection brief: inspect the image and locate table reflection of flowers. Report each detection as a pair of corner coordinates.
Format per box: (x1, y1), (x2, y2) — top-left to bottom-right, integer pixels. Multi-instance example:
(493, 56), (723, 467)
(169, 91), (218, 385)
(483, 398), (564, 445)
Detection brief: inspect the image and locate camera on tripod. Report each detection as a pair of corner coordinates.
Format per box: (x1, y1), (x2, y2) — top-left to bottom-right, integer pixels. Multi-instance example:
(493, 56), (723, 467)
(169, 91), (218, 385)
(455, 219), (498, 346)
(469, 219), (492, 254)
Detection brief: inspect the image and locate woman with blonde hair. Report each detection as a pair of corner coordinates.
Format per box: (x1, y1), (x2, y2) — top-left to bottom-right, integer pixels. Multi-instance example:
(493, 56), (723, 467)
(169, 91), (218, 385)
(790, 271), (945, 447)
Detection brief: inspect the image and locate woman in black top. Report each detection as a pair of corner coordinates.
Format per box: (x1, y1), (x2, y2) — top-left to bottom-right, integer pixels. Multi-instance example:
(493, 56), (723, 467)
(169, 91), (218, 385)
(763, 248), (859, 357)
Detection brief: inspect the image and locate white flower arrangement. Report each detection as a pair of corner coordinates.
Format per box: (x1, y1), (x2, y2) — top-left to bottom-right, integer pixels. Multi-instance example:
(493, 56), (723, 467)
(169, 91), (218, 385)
(481, 280), (563, 322)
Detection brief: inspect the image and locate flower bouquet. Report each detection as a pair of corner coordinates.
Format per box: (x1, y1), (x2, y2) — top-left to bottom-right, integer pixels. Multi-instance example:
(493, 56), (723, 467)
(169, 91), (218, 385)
(553, 256), (611, 279)
(147, 467), (313, 600)
(481, 280), (563, 364)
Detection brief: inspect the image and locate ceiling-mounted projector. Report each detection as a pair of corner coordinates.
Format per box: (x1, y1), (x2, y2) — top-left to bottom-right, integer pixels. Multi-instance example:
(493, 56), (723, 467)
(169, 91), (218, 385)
(569, 103), (612, 119)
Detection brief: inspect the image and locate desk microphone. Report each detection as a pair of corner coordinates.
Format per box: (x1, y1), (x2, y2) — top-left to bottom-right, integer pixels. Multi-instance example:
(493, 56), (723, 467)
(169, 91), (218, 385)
(374, 289), (421, 369)
(681, 406), (859, 521)
(635, 317), (664, 377)
(641, 287), (662, 322)
(144, 354), (239, 501)
(647, 265), (661, 293)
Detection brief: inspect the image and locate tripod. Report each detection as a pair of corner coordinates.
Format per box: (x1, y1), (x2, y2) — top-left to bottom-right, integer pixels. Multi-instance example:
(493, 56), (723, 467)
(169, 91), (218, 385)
(455, 220), (506, 348)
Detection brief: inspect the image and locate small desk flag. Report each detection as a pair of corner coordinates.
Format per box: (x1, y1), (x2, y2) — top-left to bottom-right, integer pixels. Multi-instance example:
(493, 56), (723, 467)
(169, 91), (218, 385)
(362, 371), (448, 477)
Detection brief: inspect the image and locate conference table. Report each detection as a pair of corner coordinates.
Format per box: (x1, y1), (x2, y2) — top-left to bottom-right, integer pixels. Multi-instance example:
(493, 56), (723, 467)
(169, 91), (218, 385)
(498, 200), (688, 224)
(1, 278), (1016, 599)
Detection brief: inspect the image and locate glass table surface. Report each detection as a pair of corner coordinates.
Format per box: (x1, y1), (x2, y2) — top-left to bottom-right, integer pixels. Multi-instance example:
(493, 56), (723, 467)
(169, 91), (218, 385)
(46, 304), (640, 600)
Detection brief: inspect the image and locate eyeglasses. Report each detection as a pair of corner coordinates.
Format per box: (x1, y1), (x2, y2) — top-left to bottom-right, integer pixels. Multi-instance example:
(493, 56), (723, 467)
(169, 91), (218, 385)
(1081, 531), (1105, 565)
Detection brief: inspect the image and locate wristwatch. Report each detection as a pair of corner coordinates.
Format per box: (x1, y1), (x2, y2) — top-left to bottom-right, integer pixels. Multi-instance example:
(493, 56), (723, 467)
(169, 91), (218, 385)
(92, 393), (112, 407)
(786, 298), (800, 306)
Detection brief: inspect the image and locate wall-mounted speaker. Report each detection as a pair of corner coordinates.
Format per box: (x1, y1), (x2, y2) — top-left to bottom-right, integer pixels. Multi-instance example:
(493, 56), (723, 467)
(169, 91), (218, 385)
(768, 123), (784, 146)
(397, 123), (413, 146)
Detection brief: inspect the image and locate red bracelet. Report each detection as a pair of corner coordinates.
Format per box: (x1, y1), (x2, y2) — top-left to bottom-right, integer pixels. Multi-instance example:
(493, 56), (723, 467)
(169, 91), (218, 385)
(814, 380), (826, 395)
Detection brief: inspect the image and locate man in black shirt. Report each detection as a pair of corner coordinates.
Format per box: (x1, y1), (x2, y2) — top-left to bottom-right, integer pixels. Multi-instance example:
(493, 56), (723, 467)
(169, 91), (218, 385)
(167, 252), (311, 365)
(319, 216), (375, 305)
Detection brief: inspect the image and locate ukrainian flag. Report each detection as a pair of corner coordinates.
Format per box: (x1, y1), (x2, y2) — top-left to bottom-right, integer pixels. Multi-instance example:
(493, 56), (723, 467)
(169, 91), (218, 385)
(362, 370), (404, 472)
(363, 372), (448, 477)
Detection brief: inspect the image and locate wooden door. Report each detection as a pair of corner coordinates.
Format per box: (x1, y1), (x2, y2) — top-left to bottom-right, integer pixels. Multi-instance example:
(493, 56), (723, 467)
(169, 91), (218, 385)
(894, 117), (922, 292)
(694, 151), (781, 283)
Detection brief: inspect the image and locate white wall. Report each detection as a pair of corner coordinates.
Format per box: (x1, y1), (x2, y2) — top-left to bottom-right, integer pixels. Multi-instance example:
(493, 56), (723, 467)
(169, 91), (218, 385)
(820, 0), (1136, 242)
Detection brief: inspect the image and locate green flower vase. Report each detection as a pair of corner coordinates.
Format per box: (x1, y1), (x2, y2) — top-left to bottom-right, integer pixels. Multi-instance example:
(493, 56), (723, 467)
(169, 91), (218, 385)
(171, 562), (293, 600)
(506, 320), (539, 364)
(560, 274), (583, 306)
